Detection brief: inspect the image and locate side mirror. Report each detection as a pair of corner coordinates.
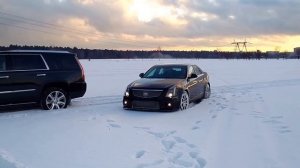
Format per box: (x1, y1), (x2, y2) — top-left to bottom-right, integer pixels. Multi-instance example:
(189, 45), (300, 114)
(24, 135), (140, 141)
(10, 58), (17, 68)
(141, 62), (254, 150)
(139, 73), (144, 78)
(189, 73), (197, 79)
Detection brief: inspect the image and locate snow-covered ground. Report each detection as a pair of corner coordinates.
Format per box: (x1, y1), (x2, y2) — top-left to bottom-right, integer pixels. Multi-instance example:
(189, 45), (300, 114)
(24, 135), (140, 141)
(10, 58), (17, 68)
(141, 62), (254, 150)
(0, 59), (300, 168)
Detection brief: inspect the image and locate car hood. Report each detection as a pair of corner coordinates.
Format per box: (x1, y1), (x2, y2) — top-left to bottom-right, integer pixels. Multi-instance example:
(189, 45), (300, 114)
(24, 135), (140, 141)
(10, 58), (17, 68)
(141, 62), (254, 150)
(130, 78), (185, 89)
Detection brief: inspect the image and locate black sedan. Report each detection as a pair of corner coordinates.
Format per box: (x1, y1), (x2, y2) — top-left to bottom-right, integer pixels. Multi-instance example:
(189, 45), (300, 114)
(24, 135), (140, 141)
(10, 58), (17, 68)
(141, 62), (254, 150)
(123, 64), (210, 111)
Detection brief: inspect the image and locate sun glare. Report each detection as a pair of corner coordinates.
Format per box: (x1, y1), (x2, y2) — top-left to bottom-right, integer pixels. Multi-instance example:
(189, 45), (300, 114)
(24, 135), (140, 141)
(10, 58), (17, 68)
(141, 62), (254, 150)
(129, 0), (164, 22)
(129, 0), (177, 23)
(77, 0), (95, 5)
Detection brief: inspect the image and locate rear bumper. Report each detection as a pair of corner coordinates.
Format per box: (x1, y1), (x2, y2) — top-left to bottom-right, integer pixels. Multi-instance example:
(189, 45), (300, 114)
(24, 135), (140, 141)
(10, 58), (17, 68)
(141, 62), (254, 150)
(123, 96), (180, 111)
(69, 82), (87, 98)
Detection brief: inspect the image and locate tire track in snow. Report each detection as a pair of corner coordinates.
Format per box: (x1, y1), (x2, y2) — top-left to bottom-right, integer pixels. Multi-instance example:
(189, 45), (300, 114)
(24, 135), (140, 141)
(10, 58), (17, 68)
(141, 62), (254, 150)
(249, 92), (292, 135)
(214, 78), (300, 93)
(202, 81), (291, 168)
(246, 91), (287, 168)
(205, 78), (298, 129)
(70, 75), (297, 168)
(218, 82), (293, 136)
(71, 79), (300, 109)
(0, 149), (28, 168)
(72, 95), (122, 106)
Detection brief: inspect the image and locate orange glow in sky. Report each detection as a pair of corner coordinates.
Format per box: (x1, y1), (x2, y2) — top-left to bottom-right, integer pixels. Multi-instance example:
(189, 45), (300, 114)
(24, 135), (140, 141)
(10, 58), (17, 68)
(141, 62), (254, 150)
(0, 0), (299, 52)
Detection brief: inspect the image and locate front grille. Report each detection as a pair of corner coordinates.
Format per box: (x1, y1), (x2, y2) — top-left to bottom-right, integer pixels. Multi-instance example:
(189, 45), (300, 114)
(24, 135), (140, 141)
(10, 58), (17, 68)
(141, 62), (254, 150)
(132, 100), (160, 110)
(132, 89), (163, 98)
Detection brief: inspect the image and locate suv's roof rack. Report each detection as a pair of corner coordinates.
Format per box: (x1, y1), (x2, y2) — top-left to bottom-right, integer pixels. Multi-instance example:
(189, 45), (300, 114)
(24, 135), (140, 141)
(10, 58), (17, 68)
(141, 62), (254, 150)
(0, 50), (70, 53)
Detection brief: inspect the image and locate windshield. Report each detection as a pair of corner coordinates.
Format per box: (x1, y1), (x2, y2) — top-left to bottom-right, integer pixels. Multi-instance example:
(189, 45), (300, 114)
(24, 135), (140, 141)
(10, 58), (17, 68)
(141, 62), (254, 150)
(143, 65), (187, 79)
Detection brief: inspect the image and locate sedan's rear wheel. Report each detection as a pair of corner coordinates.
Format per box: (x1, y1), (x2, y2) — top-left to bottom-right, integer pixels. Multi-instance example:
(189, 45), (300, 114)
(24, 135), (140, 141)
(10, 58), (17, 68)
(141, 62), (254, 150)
(41, 87), (68, 110)
(180, 91), (189, 110)
(204, 83), (211, 99)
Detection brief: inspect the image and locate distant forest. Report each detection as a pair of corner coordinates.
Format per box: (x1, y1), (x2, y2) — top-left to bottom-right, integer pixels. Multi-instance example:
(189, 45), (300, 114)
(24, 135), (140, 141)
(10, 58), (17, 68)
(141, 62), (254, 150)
(0, 45), (295, 59)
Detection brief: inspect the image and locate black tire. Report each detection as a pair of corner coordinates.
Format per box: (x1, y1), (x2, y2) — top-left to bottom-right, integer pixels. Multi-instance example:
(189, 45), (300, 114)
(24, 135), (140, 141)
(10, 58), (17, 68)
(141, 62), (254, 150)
(204, 83), (211, 99)
(179, 91), (189, 110)
(41, 87), (68, 110)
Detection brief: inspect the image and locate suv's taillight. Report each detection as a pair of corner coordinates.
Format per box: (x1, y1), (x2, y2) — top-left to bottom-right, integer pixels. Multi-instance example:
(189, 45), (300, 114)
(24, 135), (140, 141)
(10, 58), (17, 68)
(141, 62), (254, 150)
(76, 58), (85, 81)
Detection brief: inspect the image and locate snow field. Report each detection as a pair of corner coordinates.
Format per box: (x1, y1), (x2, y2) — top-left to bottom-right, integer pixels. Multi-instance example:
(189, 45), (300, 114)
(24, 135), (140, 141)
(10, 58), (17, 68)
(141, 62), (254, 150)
(0, 59), (300, 168)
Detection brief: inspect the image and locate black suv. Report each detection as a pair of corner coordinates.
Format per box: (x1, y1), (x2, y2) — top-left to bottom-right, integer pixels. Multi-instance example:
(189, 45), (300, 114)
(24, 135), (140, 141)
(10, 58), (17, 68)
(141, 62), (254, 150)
(0, 50), (86, 110)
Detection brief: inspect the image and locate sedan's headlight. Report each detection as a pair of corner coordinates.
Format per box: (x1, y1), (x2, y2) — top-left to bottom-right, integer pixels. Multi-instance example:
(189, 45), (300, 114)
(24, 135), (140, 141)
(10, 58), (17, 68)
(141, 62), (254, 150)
(166, 86), (176, 98)
(124, 88), (130, 97)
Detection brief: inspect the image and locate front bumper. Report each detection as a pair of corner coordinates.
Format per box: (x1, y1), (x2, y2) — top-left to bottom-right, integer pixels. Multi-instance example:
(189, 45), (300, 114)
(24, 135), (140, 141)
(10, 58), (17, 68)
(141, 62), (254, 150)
(123, 95), (180, 111)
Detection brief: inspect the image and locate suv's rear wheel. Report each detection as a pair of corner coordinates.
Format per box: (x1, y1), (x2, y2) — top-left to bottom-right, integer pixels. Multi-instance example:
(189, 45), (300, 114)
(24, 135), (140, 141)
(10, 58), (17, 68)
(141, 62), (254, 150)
(41, 87), (68, 110)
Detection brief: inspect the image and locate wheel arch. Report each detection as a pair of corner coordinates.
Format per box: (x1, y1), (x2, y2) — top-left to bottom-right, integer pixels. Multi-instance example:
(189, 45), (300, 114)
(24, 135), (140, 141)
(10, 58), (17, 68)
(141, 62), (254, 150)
(178, 87), (190, 96)
(184, 89), (190, 96)
(42, 82), (69, 93)
(41, 82), (70, 100)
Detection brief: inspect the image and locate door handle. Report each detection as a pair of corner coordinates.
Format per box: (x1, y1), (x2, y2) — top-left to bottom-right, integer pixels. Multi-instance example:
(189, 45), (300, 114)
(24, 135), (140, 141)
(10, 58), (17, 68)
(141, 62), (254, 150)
(0, 76), (9, 79)
(36, 74), (46, 77)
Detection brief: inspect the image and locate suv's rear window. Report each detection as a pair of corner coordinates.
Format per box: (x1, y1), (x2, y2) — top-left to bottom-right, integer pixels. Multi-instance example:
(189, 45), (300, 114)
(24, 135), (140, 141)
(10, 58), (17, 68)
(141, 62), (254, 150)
(43, 54), (79, 70)
(7, 54), (47, 71)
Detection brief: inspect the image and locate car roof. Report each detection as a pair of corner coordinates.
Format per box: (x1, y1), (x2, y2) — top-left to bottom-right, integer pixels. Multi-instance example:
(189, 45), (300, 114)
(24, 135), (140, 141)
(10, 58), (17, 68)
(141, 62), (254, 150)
(0, 50), (71, 54)
(153, 64), (193, 67)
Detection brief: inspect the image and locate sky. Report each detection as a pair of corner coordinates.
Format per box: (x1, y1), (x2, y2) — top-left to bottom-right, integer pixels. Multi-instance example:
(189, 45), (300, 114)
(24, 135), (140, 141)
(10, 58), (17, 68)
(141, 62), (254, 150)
(0, 0), (300, 51)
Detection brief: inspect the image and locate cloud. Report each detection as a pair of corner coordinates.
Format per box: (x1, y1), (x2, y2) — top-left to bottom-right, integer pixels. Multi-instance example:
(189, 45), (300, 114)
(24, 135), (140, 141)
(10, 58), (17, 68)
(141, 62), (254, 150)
(0, 0), (300, 51)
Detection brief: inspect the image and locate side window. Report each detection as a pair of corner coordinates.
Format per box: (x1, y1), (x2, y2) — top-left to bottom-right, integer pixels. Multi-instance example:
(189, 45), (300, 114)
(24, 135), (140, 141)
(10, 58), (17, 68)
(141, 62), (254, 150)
(7, 54), (46, 70)
(0, 55), (6, 71)
(43, 54), (79, 70)
(158, 68), (164, 75)
(192, 65), (202, 75)
(197, 66), (203, 74)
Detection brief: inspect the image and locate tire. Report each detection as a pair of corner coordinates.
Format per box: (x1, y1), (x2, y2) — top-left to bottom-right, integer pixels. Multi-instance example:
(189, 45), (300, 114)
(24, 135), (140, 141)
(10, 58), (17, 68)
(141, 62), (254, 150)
(204, 83), (211, 99)
(41, 87), (68, 110)
(179, 91), (189, 110)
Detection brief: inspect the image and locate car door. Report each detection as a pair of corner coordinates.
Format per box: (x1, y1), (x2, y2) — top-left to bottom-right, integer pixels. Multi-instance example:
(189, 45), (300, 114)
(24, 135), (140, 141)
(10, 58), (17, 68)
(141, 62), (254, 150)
(192, 65), (206, 98)
(5, 54), (49, 104)
(186, 65), (199, 100)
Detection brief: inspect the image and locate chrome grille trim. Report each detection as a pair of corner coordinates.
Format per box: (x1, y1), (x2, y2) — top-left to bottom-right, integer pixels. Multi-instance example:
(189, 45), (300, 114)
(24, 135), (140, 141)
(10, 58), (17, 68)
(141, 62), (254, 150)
(132, 89), (163, 98)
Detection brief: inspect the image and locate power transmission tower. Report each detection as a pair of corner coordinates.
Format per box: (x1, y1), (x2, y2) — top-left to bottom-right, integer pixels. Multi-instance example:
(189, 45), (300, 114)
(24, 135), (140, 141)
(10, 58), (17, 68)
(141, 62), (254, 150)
(232, 40), (251, 52)
(157, 46), (162, 52)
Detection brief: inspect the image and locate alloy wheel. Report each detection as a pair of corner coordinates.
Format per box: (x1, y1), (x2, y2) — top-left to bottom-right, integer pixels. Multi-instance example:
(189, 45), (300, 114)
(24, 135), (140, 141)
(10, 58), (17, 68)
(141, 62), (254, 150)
(45, 91), (67, 110)
(180, 91), (189, 110)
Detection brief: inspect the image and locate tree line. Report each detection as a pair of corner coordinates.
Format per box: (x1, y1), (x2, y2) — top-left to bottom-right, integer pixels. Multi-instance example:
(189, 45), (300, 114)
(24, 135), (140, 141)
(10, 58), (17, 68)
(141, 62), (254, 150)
(0, 45), (293, 59)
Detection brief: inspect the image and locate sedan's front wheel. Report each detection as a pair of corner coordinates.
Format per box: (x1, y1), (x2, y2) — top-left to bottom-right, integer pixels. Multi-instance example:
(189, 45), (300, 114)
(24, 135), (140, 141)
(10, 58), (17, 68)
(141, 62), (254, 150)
(41, 87), (68, 110)
(180, 91), (189, 110)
